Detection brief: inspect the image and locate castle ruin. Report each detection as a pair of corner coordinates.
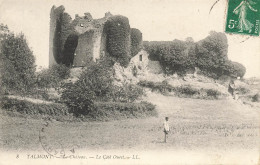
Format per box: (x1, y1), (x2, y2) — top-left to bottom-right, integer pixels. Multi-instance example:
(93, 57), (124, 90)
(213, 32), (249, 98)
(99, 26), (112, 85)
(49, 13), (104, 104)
(49, 5), (112, 67)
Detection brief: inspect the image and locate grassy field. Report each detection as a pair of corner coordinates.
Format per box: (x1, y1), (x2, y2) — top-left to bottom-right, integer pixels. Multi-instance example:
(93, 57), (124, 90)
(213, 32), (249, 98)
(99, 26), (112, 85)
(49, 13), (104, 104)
(0, 92), (259, 154)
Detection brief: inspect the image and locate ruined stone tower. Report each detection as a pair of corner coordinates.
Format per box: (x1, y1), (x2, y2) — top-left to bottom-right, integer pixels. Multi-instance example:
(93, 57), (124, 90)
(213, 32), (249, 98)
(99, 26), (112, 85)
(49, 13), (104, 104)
(49, 6), (112, 67)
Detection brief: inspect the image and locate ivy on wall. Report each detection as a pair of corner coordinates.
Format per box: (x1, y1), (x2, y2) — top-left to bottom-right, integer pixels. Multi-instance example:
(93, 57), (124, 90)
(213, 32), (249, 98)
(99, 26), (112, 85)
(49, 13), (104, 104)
(104, 15), (131, 67)
(52, 6), (77, 65)
(130, 28), (142, 57)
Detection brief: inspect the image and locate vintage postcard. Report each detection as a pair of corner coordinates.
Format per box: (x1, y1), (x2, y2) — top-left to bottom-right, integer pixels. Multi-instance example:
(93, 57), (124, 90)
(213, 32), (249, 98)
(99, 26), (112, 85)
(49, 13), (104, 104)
(0, 0), (260, 164)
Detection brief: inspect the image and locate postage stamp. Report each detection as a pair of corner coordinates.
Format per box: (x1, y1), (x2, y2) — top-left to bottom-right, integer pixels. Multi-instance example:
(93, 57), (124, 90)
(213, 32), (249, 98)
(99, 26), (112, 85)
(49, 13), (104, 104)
(225, 0), (260, 36)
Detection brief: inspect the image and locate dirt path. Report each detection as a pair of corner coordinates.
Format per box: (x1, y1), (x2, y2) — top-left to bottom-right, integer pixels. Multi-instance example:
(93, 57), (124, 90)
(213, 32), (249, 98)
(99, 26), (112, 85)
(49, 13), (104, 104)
(7, 95), (54, 104)
(144, 92), (259, 121)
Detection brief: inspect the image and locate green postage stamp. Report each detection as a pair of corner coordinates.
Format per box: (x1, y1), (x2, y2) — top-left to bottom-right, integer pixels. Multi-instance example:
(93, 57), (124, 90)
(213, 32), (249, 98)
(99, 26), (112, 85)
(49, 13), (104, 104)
(225, 0), (260, 36)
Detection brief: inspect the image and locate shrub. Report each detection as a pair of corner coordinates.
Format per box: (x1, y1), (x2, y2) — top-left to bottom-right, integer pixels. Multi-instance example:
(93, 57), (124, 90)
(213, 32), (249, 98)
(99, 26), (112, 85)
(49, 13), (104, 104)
(1, 97), (69, 116)
(37, 64), (70, 88)
(1, 33), (36, 94)
(61, 82), (95, 116)
(175, 85), (200, 96)
(110, 84), (144, 103)
(104, 15), (131, 67)
(143, 41), (165, 61)
(61, 57), (148, 117)
(232, 62), (246, 78)
(206, 89), (222, 99)
(130, 28), (142, 57)
(61, 58), (114, 116)
(79, 58), (114, 101)
(88, 101), (157, 121)
(252, 93), (259, 102)
(143, 40), (196, 75)
(137, 80), (175, 94)
(236, 86), (250, 95)
(138, 80), (223, 99)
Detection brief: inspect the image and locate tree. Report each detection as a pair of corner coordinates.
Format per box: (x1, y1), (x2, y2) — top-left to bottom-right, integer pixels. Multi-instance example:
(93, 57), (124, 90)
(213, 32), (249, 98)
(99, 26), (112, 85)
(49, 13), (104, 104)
(61, 81), (95, 116)
(195, 31), (229, 78)
(185, 37), (194, 43)
(1, 33), (36, 94)
(0, 24), (10, 96)
(145, 31), (245, 79)
(79, 58), (114, 101)
(221, 60), (246, 78)
(0, 23), (9, 42)
(61, 57), (114, 116)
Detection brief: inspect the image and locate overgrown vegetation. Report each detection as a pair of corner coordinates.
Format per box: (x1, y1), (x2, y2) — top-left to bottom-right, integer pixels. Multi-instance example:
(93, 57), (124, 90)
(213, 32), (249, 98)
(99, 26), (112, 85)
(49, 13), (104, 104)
(0, 13), (251, 122)
(0, 33), (36, 95)
(51, 5), (65, 64)
(144, 31), (246, 79)
(130, 28), (142, 57)
(88, 101), (157, 121)
(235, 86), (250, 95)
(61, 57), (153, 118)
(110, 84), (145, 102)
(61, 82), (95, 116)
(104, 15), (131, 67)
(252, 93), (259, 102)
(51, 6), (78, 66)
(37, 64), (70, 89)
(138, 80), (223, 99)
(1, 97), (69, 116)
(60, 58), (113, 116)
(143, 40), (196, 75)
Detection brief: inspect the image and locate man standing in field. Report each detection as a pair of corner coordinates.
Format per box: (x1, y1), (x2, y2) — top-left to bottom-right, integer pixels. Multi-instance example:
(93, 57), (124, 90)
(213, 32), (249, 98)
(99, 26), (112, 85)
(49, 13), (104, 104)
(163, 117), (170, 143)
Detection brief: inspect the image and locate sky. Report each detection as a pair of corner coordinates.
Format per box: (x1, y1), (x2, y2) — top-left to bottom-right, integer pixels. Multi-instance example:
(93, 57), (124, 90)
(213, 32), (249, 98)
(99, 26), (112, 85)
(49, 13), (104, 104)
(0, 0), (259, 77)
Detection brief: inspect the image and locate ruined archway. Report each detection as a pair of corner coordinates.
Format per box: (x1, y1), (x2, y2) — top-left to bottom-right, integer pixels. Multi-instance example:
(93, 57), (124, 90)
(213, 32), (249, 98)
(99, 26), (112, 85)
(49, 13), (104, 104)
(62, 33), (79, 66)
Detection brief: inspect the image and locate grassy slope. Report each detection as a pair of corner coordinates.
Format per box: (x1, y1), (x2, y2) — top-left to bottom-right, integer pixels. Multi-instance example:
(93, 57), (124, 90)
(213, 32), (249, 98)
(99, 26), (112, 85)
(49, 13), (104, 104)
(0, 92), (259, 152)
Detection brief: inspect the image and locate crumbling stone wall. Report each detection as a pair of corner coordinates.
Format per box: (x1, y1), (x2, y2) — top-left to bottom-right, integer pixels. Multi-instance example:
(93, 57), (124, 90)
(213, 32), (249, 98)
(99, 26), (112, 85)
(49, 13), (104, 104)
(73, 30), (94, 66)
(128, 50), (149, 76)
(49, 6), (112, 67)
